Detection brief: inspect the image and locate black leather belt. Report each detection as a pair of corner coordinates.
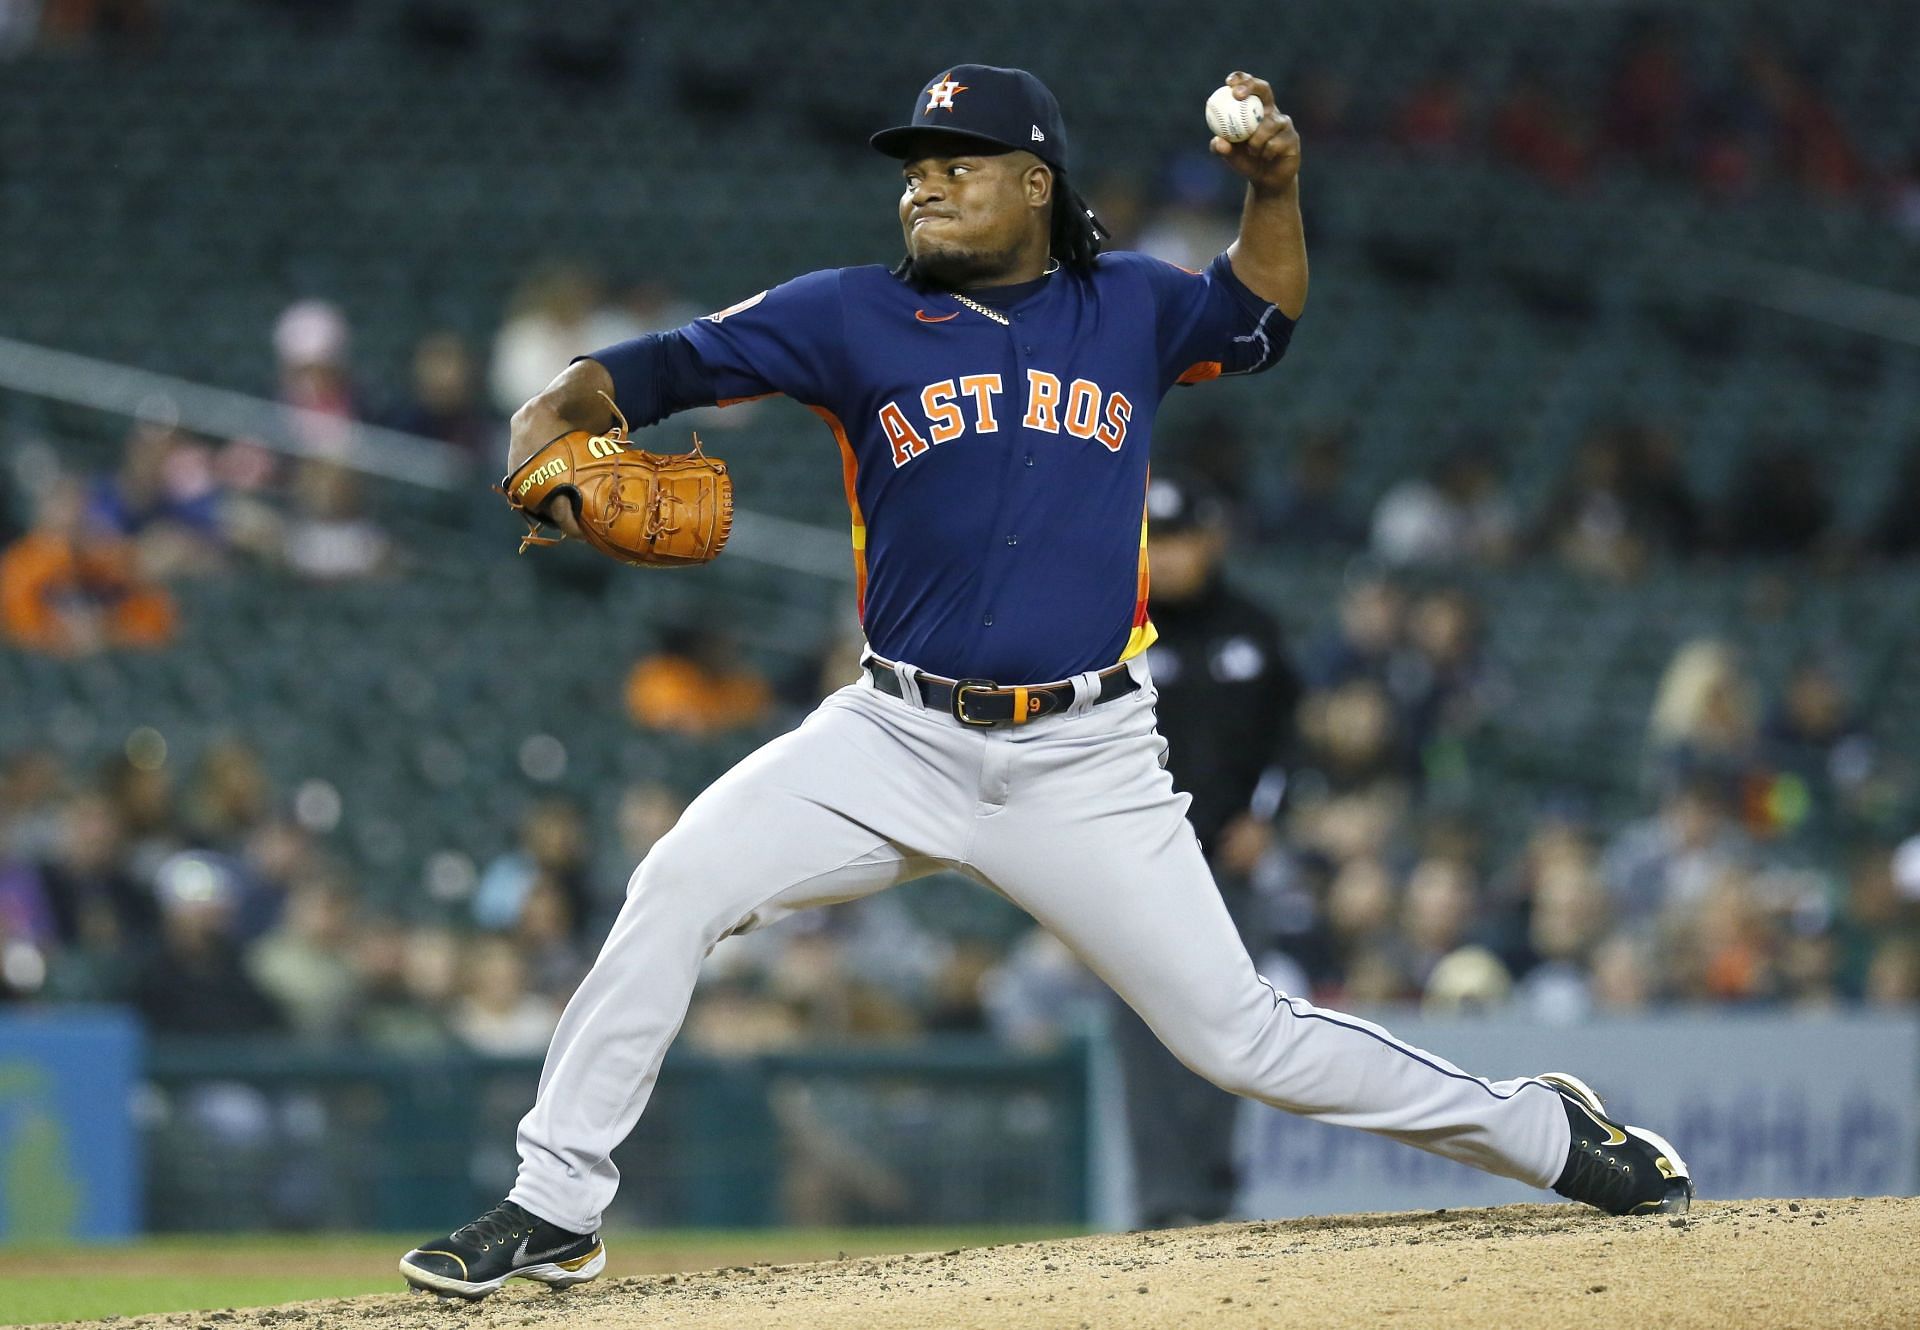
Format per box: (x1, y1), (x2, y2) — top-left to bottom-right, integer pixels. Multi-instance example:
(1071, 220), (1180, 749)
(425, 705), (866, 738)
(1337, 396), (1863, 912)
(864, 657), (1139, 727)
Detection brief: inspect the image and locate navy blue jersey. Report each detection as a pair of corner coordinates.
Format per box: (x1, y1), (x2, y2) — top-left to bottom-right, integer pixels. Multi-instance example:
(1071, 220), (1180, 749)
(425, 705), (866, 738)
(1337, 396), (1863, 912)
(588, 249), (1293, 685)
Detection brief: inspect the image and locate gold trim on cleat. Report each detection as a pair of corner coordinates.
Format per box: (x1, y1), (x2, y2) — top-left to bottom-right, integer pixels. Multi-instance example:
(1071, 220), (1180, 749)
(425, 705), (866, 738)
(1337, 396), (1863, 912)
(413, 1250), (468, 1278)
(556, 1245), (603, 1272)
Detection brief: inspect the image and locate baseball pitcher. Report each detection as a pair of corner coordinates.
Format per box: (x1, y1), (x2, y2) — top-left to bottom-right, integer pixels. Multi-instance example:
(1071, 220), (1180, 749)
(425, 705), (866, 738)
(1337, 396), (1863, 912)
(401, 65), (1691, 1299)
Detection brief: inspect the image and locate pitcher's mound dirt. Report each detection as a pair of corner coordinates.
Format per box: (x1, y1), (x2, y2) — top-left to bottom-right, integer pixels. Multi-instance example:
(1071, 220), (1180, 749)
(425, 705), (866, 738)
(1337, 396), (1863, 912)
(37, 1197), (1920, 1330)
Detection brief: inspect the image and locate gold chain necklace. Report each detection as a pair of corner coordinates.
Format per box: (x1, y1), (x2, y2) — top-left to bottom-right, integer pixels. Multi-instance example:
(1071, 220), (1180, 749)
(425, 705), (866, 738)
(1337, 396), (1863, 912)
(950, 292), (1010, 326)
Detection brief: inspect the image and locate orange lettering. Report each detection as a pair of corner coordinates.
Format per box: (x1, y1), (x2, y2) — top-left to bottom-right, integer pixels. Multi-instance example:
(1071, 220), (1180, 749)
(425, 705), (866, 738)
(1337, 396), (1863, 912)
(1023, 369), (1061, 433)
(920, 379), (965, 445)
(959, 373), (1001, 433)
(1096, 391), (1133, 452)
(879, 400), (930, 467)
(1063, 378), (1101, 440)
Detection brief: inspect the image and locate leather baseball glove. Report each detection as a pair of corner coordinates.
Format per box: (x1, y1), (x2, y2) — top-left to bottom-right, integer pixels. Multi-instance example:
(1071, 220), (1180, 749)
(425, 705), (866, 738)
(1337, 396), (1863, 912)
(501, 395), (733, 567)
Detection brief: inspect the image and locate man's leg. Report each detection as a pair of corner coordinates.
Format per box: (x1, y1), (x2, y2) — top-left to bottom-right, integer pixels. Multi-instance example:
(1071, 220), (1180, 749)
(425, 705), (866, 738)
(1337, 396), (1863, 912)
(509, 685), (974, 1234)
(969, 689), (1571, 1189)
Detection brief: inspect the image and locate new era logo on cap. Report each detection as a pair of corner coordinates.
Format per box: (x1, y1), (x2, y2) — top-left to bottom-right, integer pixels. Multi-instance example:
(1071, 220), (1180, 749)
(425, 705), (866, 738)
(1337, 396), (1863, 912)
(1031, 125), (1045, 141)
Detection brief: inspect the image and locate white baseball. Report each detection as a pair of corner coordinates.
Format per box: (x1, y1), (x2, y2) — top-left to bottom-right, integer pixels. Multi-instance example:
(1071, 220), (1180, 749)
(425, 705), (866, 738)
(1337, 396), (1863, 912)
(1205, 84), (1264, 142)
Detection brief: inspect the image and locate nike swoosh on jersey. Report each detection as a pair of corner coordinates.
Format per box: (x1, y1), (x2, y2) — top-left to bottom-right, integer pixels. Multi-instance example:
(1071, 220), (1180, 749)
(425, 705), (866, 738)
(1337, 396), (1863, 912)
(914, 309), (960, 323)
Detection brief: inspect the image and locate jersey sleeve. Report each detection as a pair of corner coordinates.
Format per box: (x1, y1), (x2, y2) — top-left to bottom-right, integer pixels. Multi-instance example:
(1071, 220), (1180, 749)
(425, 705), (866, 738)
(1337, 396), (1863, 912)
(676, 268), (848, 408)
(1114, 250), (1295, 390)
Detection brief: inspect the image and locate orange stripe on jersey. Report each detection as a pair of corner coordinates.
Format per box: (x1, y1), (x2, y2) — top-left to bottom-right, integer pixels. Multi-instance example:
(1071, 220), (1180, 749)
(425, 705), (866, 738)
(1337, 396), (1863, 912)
(808, 405), (868, 620)
(717, 391), (779, 407)
(1119, 483), (1158, 661)
(1175, 361), (1223, 385)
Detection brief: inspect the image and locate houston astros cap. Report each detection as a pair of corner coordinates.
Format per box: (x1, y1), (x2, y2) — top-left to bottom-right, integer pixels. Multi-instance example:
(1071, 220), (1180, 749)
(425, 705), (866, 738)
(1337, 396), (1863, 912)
(870, 64), (1071, 177)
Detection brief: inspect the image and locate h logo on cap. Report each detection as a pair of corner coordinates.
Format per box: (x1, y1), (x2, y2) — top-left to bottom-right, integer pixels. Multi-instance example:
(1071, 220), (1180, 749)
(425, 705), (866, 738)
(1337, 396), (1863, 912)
(925, 72), (968, 111)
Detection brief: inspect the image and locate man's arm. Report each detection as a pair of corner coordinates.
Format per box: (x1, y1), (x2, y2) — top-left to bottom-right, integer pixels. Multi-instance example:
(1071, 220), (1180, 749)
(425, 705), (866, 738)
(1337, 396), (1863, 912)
(1212, 71), (1307, 320)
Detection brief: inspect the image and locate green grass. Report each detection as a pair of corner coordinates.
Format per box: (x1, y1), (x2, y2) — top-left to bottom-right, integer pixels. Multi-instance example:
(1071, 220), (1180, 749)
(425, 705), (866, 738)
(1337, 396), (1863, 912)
(0, 1276), (392, 1327)
(0, 1227), (1074, 1326)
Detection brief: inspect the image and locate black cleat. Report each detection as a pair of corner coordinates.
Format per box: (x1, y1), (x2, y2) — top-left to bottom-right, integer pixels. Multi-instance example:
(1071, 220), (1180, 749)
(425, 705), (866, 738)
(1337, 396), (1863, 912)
(1542, 1072), (1694, 1216)
(399, 1199), (605, 1299)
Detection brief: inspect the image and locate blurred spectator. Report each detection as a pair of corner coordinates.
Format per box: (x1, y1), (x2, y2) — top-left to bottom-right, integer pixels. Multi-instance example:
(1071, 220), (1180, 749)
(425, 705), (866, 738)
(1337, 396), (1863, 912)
(245, 869), (363, 1041)
(1601, 779), (1751, 920)
(1322, 855), (1408, 1002)
(354, 923), (459, 1052)
(450, 936), (561, 1056)
(1397, 586), (1504, 762)
(1589, 933), (1658, 1012)
(979, 928), (1107, 1051)
(1511, 852), (1612, 1022)
(1391, 72), (1470, 153)
(388, 332), (496, 458)
(474, 800), (594, 937)
(41, 790), (153, 953)
(0, 748), (68, 863)
(1534, 423), (1703, 577)
(1, 475), (177, 653)
(132, 851), (284, 1036)
(1, 791), (147, 1005)
(1304, 573), (1405, 690)
(1422, 945), (1512, 1015)
(1760, 656), (1873, 837)
(86, 416), (225, 577)
(490, 263), (641, 414)
(185, 738), (276, 853)
(1370, 445), (1515, 568)
(1670, 867), (1777, 1004)
(626, 626), (773, 737)
(1865, 937), (1920, 1005)
(1864, 443), (1920, 559)
(279, 461), (394, 581)
(274, 299), (358, 457)
(98, 750), (183, 886)
(1490, 71), (1590, 189)
(514, 875), (591, 1000)
(1259, 427), (1365, 550)
(1719, 441), (1831, 556)
(1647, 639), (1761, 789)
(1395, 855), (1478, 990)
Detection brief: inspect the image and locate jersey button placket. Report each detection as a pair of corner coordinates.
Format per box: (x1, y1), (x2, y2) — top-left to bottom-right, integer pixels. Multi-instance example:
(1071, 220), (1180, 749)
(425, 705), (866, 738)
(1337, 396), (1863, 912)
(987, 310), (1031, 643)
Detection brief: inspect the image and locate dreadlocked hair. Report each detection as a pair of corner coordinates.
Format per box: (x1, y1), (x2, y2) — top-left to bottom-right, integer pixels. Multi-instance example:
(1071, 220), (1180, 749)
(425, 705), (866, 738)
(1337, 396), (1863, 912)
(892, 170), (1108, 283)
(1049, 181), (1106, 274)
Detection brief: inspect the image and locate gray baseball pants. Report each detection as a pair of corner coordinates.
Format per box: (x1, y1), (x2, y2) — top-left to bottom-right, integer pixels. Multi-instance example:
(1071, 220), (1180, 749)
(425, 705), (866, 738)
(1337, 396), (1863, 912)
(509, 658), (1571, 1233)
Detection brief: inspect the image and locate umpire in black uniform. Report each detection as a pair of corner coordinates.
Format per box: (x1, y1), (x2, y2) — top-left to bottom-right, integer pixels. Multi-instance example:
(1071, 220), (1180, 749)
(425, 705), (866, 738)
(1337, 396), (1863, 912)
(1118, 468), (1301, 1227)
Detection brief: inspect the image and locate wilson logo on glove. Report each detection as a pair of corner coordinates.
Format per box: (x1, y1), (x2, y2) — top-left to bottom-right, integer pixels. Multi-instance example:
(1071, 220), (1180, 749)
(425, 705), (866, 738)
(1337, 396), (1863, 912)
(499, 393), (734, 568)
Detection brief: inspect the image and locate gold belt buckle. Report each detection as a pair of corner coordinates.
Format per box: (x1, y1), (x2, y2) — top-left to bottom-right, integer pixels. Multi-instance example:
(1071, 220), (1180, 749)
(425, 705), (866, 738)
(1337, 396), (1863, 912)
(948, 678), (1001, 727)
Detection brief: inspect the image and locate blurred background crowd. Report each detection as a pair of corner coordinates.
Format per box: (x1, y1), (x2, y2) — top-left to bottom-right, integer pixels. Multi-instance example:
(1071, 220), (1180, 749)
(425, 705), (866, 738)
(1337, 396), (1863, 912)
(5, 0), (1920, 1061)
